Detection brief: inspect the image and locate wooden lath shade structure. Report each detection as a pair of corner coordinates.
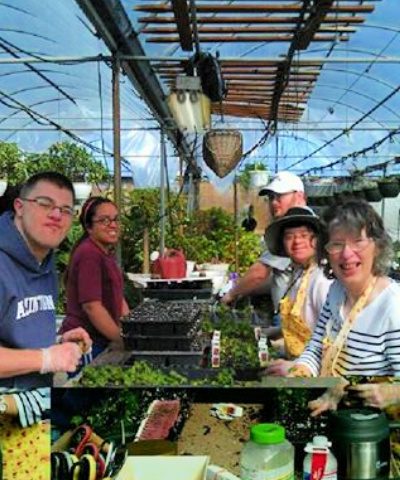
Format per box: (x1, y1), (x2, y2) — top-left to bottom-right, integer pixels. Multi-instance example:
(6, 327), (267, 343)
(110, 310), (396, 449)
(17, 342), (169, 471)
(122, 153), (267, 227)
(135, 0), (378, 123)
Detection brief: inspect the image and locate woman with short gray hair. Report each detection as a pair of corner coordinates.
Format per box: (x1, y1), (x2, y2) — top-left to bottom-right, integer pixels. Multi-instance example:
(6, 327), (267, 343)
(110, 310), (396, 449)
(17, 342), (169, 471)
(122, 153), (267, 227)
(291, 199), (400, 379)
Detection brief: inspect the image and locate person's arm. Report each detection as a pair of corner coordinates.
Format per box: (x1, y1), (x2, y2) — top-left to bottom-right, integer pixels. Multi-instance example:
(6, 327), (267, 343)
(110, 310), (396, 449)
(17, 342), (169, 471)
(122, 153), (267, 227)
(82, 301), (121, 342)
(121, 298), (130, 317)
(221, 262), (271, 304)
(308, 380), (349, 417)
(0, 343), (82, 378)
(11, 388), (50, 427)
(350, 383), (400, 409)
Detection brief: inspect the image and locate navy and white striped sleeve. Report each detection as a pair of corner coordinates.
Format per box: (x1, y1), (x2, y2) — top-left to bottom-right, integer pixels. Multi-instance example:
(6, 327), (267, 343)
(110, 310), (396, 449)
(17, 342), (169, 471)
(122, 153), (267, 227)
(294, 299), (334, 376)
(12, 388), (50, 427)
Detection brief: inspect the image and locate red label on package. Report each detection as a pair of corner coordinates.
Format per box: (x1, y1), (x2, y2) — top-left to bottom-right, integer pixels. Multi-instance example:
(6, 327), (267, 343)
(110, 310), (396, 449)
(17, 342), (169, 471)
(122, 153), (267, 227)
(311, 452), (327, 480)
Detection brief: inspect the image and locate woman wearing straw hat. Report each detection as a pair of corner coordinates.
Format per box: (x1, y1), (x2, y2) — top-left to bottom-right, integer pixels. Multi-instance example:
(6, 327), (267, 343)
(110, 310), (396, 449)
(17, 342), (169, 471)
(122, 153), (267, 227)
(264, 206), (332, 376)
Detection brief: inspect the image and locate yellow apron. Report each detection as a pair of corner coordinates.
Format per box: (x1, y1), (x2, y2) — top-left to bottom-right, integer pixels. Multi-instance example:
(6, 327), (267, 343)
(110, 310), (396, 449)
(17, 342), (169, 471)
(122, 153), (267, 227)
(280, 265), (314, 359)
(0, 416), (50, 480)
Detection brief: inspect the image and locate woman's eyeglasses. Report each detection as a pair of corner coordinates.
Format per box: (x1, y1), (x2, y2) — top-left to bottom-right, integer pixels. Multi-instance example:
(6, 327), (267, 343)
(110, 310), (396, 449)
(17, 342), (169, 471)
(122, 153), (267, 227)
(92, 216), (120, 226)
(20, 196), (74, 217)
(325, 237), (372, 254)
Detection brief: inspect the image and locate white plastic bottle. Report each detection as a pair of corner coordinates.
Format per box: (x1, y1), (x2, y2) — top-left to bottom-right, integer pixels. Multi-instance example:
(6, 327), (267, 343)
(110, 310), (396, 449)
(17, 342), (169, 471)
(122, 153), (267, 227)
(240, 423), (294, 480)
(303, 435), (337, 480)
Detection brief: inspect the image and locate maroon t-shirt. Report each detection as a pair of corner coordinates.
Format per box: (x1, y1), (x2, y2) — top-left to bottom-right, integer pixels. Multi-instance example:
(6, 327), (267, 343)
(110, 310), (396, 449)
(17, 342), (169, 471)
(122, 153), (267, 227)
(60, 237), (124, 346)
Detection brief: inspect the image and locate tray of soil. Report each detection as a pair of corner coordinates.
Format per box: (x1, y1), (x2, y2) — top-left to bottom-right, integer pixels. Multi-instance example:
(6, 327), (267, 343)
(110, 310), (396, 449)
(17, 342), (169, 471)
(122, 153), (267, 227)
(143, 278), (213, 300)
(121, 301), (203, 336)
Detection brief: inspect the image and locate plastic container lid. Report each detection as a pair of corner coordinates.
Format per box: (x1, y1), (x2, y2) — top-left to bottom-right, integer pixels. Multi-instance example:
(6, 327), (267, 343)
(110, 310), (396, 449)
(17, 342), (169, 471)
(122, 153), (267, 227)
(250, 423), (285, 445)
(305, 435), (331, 452)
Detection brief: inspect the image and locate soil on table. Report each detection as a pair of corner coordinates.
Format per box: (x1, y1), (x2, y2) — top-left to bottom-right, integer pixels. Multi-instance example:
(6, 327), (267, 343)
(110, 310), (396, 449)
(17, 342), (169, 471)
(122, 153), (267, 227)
(178, 403), (263, 476)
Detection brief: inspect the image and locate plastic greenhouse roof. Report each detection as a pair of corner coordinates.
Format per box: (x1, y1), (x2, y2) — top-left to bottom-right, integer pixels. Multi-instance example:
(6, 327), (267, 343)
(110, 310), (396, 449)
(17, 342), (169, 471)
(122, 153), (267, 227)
(1, 0), (400, 189)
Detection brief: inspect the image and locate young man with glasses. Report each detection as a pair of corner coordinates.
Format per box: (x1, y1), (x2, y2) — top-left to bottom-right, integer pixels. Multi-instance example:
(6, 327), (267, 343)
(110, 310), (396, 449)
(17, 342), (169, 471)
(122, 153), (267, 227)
(0, 171), (91, 389)
(221, 171), (308, 313)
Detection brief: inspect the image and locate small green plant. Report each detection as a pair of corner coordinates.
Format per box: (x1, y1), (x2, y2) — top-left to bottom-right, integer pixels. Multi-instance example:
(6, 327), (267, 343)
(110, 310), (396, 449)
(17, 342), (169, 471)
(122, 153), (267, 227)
(0, 141), (28, 184)
(26, 141), (109, 184)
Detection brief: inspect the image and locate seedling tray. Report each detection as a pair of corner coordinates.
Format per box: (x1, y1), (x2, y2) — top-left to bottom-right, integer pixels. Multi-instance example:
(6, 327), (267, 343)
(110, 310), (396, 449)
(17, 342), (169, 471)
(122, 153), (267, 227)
(122, 317), (202, 337)
(123, 351), (203, 368)
(144, 288), (213, 301)
(143, 278), (213, 301)
(122, 334), (202, 352)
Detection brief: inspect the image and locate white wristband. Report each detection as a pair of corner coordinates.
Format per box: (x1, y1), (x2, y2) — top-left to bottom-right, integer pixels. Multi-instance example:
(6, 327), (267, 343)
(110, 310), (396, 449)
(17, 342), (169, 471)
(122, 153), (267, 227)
(40, 348), (52, 374)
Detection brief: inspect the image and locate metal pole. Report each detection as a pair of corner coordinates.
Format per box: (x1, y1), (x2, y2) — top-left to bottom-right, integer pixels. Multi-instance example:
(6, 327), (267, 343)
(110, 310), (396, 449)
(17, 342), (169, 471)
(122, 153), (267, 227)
(234, 176), (239, 273)
(275, 133), (279, 173)
(160, 130), (166, 255)
(112, 54), (122, 264)
(1, 55), (400, 64)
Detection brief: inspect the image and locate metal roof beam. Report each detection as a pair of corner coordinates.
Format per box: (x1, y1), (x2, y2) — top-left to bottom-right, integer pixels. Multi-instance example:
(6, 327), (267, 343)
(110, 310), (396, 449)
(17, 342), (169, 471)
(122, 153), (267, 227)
(75, 0), (192, 161)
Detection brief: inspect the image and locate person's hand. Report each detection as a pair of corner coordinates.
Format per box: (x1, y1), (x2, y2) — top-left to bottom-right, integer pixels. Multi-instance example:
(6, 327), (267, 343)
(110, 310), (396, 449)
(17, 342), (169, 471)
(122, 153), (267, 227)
(287, 364), (313, 378)
(266, 359), (294, 377)
(40, 343), (82, 374)
(309, 380), (349, 417)
(348, 383), (400, 409)
(220, 291), (235, 305)
(61, 327), (92, 353)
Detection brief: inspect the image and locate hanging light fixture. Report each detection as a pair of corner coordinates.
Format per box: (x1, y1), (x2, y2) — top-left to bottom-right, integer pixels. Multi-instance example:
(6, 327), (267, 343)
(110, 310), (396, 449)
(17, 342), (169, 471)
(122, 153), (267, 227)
(167, 75), (211, 133)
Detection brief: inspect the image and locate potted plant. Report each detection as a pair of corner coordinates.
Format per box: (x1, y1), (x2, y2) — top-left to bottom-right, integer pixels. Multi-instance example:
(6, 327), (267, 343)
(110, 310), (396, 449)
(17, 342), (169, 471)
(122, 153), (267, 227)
(238, 162), (269, 191)
(0, 141), (28, 193)
(377, 176), (400, 198)
(362, 180), (382, 202)
(26, 141), (109, 202)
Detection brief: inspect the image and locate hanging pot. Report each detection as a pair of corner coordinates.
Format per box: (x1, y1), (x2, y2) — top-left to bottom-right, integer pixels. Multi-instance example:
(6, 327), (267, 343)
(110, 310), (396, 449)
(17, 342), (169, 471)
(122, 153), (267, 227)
(249, 170), (269, 189)
(202, 130), (243, 178)
(73, 182), (92, 203)
(363, 186), (382, 202)
(0, 179), (7, 197)
(377, 179), (400, 198)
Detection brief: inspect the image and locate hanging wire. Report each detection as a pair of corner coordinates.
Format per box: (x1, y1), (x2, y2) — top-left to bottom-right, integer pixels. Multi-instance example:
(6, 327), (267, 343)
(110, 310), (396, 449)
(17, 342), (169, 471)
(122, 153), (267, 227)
(287, 83), (400, 170)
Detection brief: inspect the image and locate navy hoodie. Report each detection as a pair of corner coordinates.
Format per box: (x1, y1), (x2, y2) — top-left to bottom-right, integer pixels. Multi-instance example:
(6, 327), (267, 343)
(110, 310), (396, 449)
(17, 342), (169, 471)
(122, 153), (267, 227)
(0, 211), (56, 388)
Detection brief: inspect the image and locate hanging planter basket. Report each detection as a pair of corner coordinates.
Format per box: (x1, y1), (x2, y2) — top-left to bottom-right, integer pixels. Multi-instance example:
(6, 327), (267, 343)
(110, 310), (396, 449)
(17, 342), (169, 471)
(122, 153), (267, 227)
(0, 179), (7, 197)
(377, 179), (400, 198)
(363, 185), (382, 203)
(249, 169), (269, 189)
(202, 129), (243, 178)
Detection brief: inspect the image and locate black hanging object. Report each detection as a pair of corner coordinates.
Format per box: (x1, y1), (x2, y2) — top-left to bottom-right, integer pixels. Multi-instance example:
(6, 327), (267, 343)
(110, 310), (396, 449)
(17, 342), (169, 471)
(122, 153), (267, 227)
(185, 52), (227, 102)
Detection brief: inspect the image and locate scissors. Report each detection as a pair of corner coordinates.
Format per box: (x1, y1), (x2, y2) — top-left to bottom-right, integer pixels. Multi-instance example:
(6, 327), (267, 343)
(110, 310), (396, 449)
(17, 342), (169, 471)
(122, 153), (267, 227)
(104, 421), (128, 478)
(69, 424), (93, 456)
(69, 454), (97, 480)
(51, 452), (79, 480)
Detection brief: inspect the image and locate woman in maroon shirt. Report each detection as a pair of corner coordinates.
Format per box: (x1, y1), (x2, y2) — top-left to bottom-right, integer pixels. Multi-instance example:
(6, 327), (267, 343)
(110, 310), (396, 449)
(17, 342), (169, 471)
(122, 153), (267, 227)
(60, 197), (129, 358)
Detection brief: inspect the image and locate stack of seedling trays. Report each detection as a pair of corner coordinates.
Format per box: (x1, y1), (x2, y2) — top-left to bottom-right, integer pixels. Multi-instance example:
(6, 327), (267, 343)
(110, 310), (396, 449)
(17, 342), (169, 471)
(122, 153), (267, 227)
(120, 300), (206, 369)
(142, 277), (213, 301)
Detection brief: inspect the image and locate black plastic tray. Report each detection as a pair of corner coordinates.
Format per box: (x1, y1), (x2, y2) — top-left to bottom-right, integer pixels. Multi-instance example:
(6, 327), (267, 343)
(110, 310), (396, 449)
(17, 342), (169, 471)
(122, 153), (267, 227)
(121, 317), (202, 336)
(123, 351), (203, 367)
(122, 335), (202, 352)
(143, 288), (213, 301)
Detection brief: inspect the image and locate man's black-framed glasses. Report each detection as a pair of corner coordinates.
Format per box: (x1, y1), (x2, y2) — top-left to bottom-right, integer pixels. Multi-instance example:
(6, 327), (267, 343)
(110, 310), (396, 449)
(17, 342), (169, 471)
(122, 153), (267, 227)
(20, 196), (74, 217)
